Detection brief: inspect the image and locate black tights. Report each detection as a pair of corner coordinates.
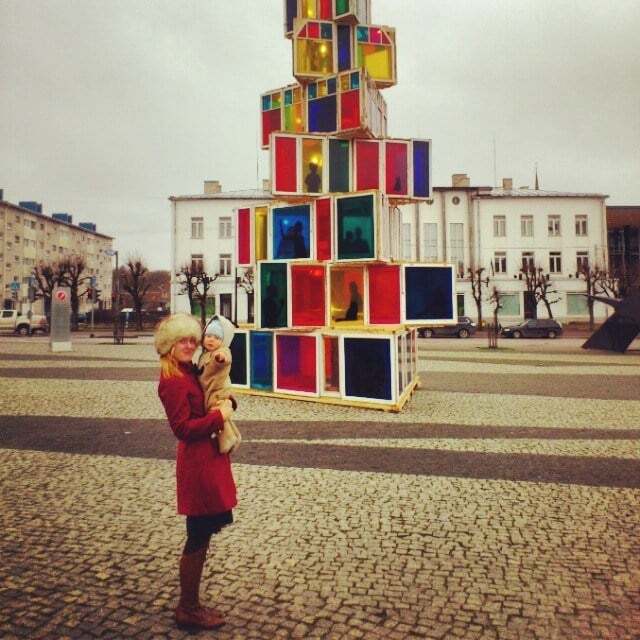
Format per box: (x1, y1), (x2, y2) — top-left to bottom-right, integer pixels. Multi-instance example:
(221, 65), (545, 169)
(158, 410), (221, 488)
(184, 512), (233, 554)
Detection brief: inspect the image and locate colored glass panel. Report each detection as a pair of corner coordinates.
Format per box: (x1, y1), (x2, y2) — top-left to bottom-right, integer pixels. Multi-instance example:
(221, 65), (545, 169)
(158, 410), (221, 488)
(329, 139), (350, 192)
(272, 204), (311, 259)
(355, 140), (379, 190)
(274, 136), (297, 193)
(260, 263), (288, 328)
(413, 140), (430, 197)
(262, 95), (271, 111)
(293, 87), (303, 102)
(284, 90), (293, 106)
(337, 24), (351, 71)
(315, 197), (332, 260)
(370, 27), (382, 44)
(320, 0), (333, 19)
(302, 138), (324, 193)
(344, 337), (392, 401)
(323, 336), (340, 392)
(330, 266), (364, 324)
(302, 0), (317, 19)
(368, 265), (400, 324)
(335, 0), (350, 15)
(318, 81), (327, 97)
(397, 335), (403, 395)
(296, 39), (334, 76)
(309, 95), (337, 133)
(405, 266), (454, 321)
(286, 0), (297, 32)
(262, 108), (281, 147)
(327, 77), (337, 94)
(276, 335), (317, 393)
(250, 331), (273, 390)
(229, 333), (247, 385)
(339, 73), (350, 91)
(357, 43), (393, 82)
(340, 89), (360, 130)
(292, 265), (326, 326)
(386, 142), (408, 196)
(308, 83), (318, 99)
(237, 208), (251, 265)
(357, 26), (368, 42)
(350, 71), (360, 89)
(284, 103), (305, 132)
(308, 21), (320, 38)
(321, 23), (333, 40)
(254, 207), (268, 261)
(337, 195), (375, 260)
(272, 93), (281, 108)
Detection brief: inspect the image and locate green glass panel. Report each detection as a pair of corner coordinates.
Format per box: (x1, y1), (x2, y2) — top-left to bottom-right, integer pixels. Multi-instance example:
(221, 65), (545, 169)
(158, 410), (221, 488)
(284, 90), (293, 106)
(357, 26), (368, 42)
(337, 195), (375, 259)
(336, 0), (350, 16)
(260, 263), (288, 328)
(284, 105), (293, 130)
(329, 139), (350, 192)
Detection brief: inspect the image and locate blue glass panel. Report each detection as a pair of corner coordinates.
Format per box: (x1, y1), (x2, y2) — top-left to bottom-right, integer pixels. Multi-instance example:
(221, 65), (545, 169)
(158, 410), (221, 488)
(286, 0), (297, 33)
(309, 95), (337, 132)
(284, 90), (293, 106)
(262, 95), (271, 111)
(229, 333), (247, 385)
(337, 25), (351, 71)
(413, 141), (430, 197)
(327, 77), (337, 95)
(272, 205), (311, 259)
(250, 331), (273, 390)
(357, 26), (368, 42)
(405, 266), (454, 321)
(344, 338), (392, 400)
(308, 83), (317, 100)
(350, 71), (360, 90)
(321, 23), (333, 40)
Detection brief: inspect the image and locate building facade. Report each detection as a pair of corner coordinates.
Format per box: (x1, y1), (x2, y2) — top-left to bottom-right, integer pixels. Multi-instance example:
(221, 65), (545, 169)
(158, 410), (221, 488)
(607, 205), (640, 281)
(0, 197), (114, 314)
(170, 176), (610, 324)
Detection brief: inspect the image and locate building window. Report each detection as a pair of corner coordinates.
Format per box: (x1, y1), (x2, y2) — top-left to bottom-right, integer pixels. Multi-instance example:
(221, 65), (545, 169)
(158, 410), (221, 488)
(493, 216), (506, 237)
(521, 251), (535, 272)
(422, 223), (438, 261)
(576, 251), (589, 273)
(549, 251), (562, 273)
(567, 293), (589, 315)
(449, 223), (464, 276)
(500, 293), (521, 316)
(575, 215), (588, 236)
(219, 253), (232, 276)
(191, 254), (204, 272)
(548, 215), (561, 236)
(521, 215), (533, 237)
(219, 216), (233, 239)
(493, 252), (507, 274)
(191, 217), (204, 239)
(402, 223), (412, 260)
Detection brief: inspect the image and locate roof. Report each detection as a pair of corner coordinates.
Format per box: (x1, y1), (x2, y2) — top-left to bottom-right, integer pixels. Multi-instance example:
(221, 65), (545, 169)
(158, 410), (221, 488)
(169, 189), (274, 202)
(0, 200), (113, 239)
(475, 188), (608, 199)
(607, 205), (640, 227)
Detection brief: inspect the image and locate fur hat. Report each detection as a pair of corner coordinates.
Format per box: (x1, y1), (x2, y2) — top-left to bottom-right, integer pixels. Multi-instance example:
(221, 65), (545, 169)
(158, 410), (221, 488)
(154, 313), (202, 355)
(203, 314), (235, 348)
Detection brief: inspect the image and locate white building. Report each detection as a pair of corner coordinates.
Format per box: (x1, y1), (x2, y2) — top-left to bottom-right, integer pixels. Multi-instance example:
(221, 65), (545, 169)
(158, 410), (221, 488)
(170, 175), (609, 325)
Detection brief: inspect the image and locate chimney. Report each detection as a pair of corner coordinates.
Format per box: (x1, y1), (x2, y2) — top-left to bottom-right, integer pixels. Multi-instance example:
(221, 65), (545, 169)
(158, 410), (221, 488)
(502, 178), (513, 190)
(452, 173), (470, 188)
(204, 180), (221, 194)
(262, 179), (271, 192)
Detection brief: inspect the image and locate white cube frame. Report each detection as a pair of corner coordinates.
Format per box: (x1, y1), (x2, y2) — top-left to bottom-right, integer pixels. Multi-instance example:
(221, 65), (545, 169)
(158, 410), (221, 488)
(400, 263), (458, 326)
(274, 332), (321, 397)
(229, 329), (251, 389)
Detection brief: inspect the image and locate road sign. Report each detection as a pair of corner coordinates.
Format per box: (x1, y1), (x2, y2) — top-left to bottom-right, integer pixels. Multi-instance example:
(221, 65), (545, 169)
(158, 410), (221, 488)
(55, 290), (68, 302)
(10, 281), (20, 291)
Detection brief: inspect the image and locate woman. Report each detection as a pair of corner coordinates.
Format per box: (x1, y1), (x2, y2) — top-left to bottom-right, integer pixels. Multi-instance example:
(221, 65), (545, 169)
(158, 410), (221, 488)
(155, 313), (237, 630)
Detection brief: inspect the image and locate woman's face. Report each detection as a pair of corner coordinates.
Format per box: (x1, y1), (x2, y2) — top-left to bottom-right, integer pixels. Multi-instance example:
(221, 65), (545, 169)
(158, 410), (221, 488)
(172, 336), (198, 364)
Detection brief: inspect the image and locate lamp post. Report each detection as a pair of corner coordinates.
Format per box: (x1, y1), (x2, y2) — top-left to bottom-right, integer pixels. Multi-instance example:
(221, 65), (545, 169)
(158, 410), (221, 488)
(105, 249), (120, 344)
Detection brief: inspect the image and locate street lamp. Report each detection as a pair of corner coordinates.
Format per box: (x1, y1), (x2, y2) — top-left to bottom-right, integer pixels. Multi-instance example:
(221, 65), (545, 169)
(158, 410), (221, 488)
(104, 249), (121, 344)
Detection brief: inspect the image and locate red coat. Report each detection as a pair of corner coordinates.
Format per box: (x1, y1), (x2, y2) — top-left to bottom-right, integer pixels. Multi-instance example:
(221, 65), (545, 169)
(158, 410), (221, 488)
(158, 363), (237, 516)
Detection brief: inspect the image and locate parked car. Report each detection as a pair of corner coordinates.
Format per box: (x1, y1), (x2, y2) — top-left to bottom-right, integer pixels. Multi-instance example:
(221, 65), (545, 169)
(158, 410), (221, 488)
(500, 319), (563, 339)
(418, 316), (477, 338)
(0, 309), (48, 335)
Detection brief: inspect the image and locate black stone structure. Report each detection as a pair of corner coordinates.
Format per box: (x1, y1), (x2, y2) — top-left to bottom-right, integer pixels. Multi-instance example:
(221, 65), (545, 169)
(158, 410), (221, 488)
(582, 292), (640, 353)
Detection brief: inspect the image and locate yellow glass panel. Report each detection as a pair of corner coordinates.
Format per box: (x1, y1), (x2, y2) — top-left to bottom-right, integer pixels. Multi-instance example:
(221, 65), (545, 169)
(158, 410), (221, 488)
(302, 138), (323, 193)
(318, 81), (328, 97)
(358, 44), (392, 81)
(293, 87), (303, 103)
(255, 207), (268, 261)
(330, 267), (364, 326)
(296, 39), (334, 76)
(293, 103), (305, 132)
(302, 0), (317, 19)
(339, 73), (350, 91)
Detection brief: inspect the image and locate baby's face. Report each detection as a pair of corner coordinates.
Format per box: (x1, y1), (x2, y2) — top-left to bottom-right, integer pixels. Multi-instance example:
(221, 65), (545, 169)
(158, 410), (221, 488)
(203, 335), (223, 351)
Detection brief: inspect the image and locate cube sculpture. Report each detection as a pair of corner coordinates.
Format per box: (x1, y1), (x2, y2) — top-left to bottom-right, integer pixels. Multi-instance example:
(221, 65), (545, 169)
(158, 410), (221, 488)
(228, 1), (454, 411)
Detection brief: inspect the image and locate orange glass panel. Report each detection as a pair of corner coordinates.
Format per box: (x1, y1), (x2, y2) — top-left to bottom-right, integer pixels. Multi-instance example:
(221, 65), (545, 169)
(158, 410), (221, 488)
(330, 266), (364, 325)
(302, 138), (324, 193)
(296, 39), (334, 77)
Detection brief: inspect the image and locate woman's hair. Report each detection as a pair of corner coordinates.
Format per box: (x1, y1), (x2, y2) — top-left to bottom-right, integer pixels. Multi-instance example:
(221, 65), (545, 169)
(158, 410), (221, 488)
(159, 350), (183, 379)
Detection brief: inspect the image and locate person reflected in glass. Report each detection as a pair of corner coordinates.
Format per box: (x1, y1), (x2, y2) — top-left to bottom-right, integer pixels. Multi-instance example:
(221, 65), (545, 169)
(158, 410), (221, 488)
(262, 283), (284, 327)
(304, 162), (322, 193)
(277, 220), (307, 259)
(336, 281), (362, 321)
(352, 227), (370, 255)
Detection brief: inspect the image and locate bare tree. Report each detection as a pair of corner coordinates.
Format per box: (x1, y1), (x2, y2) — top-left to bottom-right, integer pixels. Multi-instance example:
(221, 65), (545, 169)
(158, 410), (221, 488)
(520, 264), (560, 319)
(236, 266), (255, 323)
(578, 264), (608, 331)
(176, 262), (219, 327)
(59, 256), (89, 329)
(467, 266), (489, 328)
(122, 256), (151, 330)
(32, 261), (67, 318)
(487, 286), (503, 349)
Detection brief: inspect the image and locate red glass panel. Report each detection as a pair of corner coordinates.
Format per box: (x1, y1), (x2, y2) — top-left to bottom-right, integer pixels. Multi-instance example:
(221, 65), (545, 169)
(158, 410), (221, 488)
(315, 197), (332, 260)
(308, 22), (320, 38)
(277, 335), (317, 393)
(320, 0), (332, 19)
(292, 265), (326, 326)
(262, 108), (281, 147)
(299, 24), (308, 37)
(340, 89), (360, 130)
(274, 136), (298, 193)
(385, 142), (408, 195)
(323, 336), (339, 392)
(355, 139), (379, 190)
(370, 27), (382, 44)
(368, 265), (400, 324)
(237, 208), (251, 265)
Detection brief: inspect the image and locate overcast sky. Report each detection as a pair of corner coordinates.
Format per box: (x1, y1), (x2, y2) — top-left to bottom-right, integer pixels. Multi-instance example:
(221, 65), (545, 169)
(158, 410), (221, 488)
(1, 0), (639, 270)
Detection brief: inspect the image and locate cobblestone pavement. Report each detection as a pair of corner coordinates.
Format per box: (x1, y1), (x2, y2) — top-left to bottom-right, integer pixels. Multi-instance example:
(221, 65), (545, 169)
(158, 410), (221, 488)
(0, 336), (639, 640)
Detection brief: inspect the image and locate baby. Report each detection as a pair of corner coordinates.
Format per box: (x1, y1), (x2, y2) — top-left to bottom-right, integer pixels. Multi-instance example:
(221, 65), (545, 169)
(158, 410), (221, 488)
(198, 315), (241, 454)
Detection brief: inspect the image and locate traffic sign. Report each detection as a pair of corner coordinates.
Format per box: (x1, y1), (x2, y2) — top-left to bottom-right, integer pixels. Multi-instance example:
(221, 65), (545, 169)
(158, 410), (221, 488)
(10, 281), (20, 291)
(55, 290), (68, 302)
